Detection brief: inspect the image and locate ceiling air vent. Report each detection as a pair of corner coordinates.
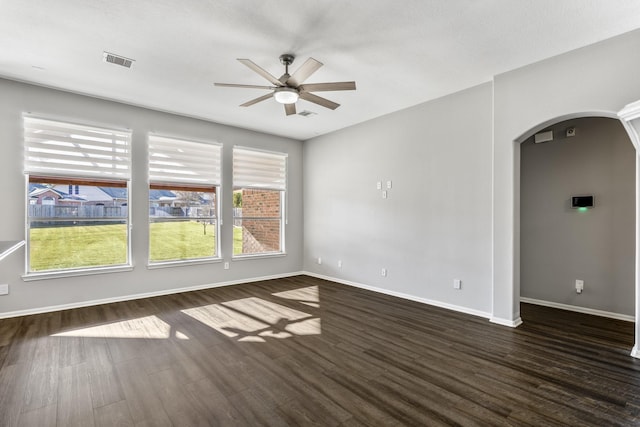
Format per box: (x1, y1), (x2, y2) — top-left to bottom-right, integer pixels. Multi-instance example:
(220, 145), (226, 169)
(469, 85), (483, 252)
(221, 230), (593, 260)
(298, 110), (317, 117)
(103, 52), (134, 68)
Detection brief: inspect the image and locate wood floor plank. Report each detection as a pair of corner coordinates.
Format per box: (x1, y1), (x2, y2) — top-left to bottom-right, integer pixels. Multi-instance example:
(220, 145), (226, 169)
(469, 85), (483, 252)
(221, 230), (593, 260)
(17, 403), (57, 427)
(93, 400), (134, 427)
(86, 339), (125, 409)
(183, 376), (247, 425)
(0, 364), (28, 427)
(112, 359), (172, 426)
(56, 362), (95, 427)
(21, 334), (59, 413)
(1, 275), (640, 426)
(227, 387), (290, 427)
(147, 367), (212, 426)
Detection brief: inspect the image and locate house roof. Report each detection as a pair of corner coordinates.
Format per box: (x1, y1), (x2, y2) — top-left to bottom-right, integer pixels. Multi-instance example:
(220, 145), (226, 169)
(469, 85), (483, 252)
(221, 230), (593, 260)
(1, 1), (640, 140)
(28, 187), (62, 198)
(99, 187), (128, 200)
(149, 190), (177, 201)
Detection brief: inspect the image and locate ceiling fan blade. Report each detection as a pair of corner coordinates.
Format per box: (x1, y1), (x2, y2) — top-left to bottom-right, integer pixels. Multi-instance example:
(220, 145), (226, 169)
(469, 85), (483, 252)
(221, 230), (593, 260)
(299, 92), (340, 110)
(215, 83), (275, 90)
(237, 59), (283, 86)
(240, 93), (273, 107)
(284, 103), (296, 116)
(287, 58), (323, 87)
(299, 82), (356, 92)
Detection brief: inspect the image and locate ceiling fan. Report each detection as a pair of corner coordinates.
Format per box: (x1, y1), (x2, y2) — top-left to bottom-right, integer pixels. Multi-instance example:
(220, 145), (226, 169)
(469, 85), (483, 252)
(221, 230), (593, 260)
(214, 54), (356, 116)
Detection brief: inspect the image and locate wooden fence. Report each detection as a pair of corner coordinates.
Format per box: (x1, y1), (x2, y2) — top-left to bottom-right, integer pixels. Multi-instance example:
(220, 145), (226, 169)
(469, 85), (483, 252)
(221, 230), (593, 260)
(29, 205), (127, 219)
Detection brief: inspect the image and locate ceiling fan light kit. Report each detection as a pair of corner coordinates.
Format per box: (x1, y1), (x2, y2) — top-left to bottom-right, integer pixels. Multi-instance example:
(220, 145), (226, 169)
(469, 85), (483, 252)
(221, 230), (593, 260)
(215, 54), (356, 116)
(274, 87), (299, 104)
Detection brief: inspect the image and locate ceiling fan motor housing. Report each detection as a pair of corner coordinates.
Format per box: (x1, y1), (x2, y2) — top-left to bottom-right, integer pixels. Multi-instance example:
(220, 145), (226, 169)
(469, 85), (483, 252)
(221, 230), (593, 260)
(279, 54), (295, 66)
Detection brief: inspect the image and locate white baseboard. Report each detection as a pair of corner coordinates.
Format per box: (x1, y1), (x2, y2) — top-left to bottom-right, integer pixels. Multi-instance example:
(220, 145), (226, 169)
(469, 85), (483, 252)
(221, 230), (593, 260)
(303, 271), (492, 320)
(520, 297), (635, 322)
(632, 345), (640, 359)
(0, 271), (304, 319)
(490, 316), (523, 328)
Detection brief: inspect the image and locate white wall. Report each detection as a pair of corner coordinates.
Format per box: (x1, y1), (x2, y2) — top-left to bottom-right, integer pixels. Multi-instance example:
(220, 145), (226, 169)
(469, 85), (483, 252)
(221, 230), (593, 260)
(0, 78), (304, 317)
(493, 28), (640, 324)
(304, 28), (640, 330)
(304, 83), (494, 316)
(520, 117), (635, 315)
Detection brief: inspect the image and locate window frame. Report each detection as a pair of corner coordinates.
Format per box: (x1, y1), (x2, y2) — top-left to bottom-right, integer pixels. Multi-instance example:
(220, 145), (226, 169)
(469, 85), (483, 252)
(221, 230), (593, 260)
(147, 134), (222, 266)
(23, 116), (132, 279)
(232, 146), (287, 259)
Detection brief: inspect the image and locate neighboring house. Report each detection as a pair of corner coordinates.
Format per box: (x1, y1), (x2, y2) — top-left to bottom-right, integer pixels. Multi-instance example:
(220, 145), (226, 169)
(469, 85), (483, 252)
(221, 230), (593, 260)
(149, 189), (178, 207)
(28, 184), (63, 205)
(50, 184), (121, 206)
(98, 186), (128, 206)
(29, 184), (211, 212)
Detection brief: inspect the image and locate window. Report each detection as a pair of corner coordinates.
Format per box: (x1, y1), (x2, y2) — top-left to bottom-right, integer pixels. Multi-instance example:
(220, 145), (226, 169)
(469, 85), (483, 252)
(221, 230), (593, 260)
(233, 147), (286, 256)
(148, 135), (221, 264)
(24, 116), (131, 274)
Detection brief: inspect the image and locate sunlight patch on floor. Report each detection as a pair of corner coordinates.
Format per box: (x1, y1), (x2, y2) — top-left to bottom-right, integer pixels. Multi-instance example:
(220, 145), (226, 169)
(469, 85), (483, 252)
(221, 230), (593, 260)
(51, 315), (188, 340)
(181, 295), (321, 342)
(50, 286), (321, 343)
(272, 285), (320, 308)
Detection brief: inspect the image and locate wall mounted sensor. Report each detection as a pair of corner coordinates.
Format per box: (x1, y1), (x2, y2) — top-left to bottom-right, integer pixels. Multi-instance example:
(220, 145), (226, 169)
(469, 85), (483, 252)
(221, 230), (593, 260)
(566, 127), (576, 137)
(571, 195), (594, 209)
(534, 130), (553, 144)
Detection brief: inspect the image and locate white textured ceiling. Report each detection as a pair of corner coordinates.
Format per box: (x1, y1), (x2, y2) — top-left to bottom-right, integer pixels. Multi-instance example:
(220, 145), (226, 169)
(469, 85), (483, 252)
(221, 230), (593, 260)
(1, 1), (640, 140)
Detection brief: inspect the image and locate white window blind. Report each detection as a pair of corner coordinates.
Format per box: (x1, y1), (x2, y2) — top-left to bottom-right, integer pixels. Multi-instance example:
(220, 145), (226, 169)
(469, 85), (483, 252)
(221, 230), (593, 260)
(24, 116), (131, 180)
(233, 146), (287, 190)
(148, 135), (221, 190)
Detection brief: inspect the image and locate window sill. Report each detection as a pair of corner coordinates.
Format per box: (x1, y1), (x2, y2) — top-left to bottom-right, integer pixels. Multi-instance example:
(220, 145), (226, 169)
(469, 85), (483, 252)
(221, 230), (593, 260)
(22, 264), (134, 282)
(232, 252), (287, 261)
(147, 257), (221, 270)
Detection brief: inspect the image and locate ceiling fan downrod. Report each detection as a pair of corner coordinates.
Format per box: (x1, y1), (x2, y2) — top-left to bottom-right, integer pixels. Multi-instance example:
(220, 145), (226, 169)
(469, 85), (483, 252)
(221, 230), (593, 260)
(279, 54), (295, 75)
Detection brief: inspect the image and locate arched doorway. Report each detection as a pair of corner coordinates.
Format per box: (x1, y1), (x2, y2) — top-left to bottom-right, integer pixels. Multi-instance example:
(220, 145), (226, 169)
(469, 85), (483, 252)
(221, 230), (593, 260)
(500, 103), (640, 359)
(519, 116), (635, 324)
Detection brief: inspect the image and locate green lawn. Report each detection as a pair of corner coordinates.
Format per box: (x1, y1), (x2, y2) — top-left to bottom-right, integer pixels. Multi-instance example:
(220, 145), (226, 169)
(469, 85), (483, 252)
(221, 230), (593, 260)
(150, 221), (216, 262)
(29, 221), (243, 271)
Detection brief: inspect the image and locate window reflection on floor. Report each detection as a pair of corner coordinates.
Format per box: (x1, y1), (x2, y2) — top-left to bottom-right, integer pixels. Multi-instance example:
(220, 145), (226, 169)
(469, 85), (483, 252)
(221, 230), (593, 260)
(49, 285), (322, 343)
(272, 285), (320, 308)
(182, 292), (321, 342)
(52, 315), (189, 340)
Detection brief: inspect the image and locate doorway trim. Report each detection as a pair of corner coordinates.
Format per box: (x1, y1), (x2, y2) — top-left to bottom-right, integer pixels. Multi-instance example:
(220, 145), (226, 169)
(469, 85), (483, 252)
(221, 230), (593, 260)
(496, 104), (640, 359)
(618, 100), (640, 358)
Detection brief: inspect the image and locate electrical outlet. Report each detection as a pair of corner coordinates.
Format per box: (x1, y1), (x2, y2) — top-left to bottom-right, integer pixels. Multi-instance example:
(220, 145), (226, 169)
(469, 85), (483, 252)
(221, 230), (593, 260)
(317, 257), (322, 265)
(0, 284), (8, 295)
(387, 180), (392, 189)
(376, 181), (382, 190)
(575, 279), (584, 294)
(224, 262), (229, 270)
(453, 279), (462, 290)
(381, 268), (387, 277)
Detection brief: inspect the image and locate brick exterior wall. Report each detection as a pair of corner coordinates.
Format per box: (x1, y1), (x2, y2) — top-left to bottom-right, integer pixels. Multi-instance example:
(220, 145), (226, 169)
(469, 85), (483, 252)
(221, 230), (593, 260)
(240, 189), (281, 253)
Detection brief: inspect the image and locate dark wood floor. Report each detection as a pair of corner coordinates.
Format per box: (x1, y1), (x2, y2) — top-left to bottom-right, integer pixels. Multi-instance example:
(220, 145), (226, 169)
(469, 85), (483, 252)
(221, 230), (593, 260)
(1, 275), (639, 426)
